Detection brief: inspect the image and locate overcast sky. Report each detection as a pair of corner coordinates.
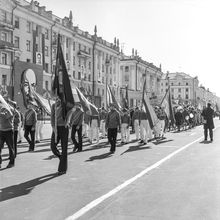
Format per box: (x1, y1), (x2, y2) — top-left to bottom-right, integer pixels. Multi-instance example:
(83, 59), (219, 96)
(38, 0), (220, 96)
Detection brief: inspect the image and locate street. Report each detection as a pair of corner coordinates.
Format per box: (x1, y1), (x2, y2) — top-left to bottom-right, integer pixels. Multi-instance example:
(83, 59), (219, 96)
(1, 119), (220, 220)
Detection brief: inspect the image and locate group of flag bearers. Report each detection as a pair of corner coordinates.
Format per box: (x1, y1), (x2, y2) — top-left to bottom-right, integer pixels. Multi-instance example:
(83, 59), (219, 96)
(0, 34), (216, 176)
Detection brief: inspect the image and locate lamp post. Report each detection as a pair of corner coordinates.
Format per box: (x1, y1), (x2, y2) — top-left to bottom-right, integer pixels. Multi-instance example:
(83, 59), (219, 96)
(105, 57), (111, 108)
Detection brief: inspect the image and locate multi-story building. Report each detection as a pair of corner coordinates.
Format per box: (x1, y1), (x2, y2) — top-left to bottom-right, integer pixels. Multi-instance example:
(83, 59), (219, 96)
(120, 49), (163, 107)
(0, 0), (120, 108)
(160, 72), (199, 105)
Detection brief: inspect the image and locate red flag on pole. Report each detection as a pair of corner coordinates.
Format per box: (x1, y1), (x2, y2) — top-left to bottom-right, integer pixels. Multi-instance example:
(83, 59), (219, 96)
(142, 79), (159, 129)
(160, 86), (175, 125)
(107, 85), (122, 111)
(52, 34), (74, 119)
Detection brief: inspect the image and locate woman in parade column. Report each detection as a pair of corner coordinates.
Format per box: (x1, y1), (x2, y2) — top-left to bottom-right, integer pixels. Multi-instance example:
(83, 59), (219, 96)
(17, 107), (23, 144)
(132, 107), (140, 141)
(35, 108), (44, 143)
(100, 107), (107, 139)
(139, 106), (150, 145)
(24, 104), (37, 151)
(121, 108), (131, 144)
(50, 97), (70, 175)
(105, 104), (121, 153)
(0, 104), (15, 168)
(89, 113), (100, 144)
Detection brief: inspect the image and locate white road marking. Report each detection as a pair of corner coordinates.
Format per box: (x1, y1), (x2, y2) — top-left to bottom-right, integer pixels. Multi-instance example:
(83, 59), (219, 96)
(155, 145), (179, 148)
(189, 132), (196, 136)
(66, 126), (220, 220)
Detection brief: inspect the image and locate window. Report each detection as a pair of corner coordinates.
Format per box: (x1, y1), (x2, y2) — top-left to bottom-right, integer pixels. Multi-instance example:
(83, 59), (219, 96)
(36, 25), (39, 36)
(102, 89), (104, 96)
(45, 81), (49, 90)
(161, 83), (163, 86)
(172, 95), (174, 99)
(1, 32), (7, 41)
(45, 63), (49, 72)
(73, 41), (75, 51)
(2, 74), (7, 85)
(88, 74), (91, 81)
(35, 44), (38, 52)
(14, 16), (19, 29)
(97, 88), (100, 95)
(88, 61), (91, 70)
(73, 70), (75, 78)
(45, 28), (49, 39)
(178, 94), (181, 98)
(186, 88), (189, 92)
(78, 58), (81, 67)
(186, 82), (188, 86)
(171, 83), (174, 86)
(171, 88), (174, 92)
(14, 36), (19, 48)
(110, 78), (112, 85)
(78, 43), (81, 50)
(178, 88), (181, 93)
(66, 53), (69, 60)
(66, 38), (69, 48)
(27, 21), (31, 33)
(73, 56), (75, 65)
(1, 53), (7, 65)
(45, 46), (49, 56)
(165, 82), (168, 86)
(178, 82), (181, 86)
(186, 94), (189, 99)
(26, 40), (31, 51)
(161, 89), (163, 93)
(88, 48), (91, 54)
(125, 66), (129, 72)
(78, 72), (81, 80)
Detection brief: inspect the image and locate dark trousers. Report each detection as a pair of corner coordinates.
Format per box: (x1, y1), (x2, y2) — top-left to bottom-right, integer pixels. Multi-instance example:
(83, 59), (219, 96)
(51, 126), (69, 172)
(24, 125), (35, 150)
(0, 130), (15, 165)
(71, 125), (82, 151)
(107, 128), (118, 152)
(204, 127), (213, 140)
(14, 130), (18, 157)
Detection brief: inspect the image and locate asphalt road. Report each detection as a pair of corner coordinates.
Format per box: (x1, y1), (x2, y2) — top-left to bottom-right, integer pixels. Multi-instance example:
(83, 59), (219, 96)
(0, 119), (220, 220)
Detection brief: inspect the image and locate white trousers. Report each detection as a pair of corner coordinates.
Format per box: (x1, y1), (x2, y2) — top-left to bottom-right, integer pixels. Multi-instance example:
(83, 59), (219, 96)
(89, 119), (99, 141)
(134, 119), (140, 140)
(140, 120), (151, 143)
(18, 122), (23, 141)
(82, 122), (89, 137)
(35, 120), (44, 141)
(121, 123), (130, 142)
(100, 120), (106, 137)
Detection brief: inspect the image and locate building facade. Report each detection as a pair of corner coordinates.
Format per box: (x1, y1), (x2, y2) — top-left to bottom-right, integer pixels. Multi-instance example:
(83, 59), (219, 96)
(0, 0), (120, 108)
(120, 49), (163, 107)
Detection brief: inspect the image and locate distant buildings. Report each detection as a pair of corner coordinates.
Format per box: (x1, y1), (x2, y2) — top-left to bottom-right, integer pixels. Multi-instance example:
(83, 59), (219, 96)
(0, 0), (219, 109)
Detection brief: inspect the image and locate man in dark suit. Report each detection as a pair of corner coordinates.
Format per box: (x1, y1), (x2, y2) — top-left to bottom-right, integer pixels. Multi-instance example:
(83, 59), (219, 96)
(201, 103), (215, 142)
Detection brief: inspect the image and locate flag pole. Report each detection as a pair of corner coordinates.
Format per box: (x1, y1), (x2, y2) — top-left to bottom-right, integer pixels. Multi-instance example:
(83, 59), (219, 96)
(54, 89), (58, 143)
(160, 85), (170, 106)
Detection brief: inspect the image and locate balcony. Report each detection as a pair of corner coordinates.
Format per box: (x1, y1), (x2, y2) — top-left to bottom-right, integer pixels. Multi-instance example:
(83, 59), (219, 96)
(0, 40), (15, 51)
(0, 20), (14, 30)
(77, 50), (91, 59)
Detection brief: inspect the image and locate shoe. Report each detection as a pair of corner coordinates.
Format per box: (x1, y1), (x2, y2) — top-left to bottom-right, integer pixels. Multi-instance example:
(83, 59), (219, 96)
(35, 140), (40, 143)
(121, 141), (125, 144)
(76, 149), (82, 152)
(6, 163), (15, 168)
(28, 149), (34, 152)
(110, 150), (115, 154)
(211, 139), (213, 142)
(204, 139), (207, 141)
(139, 140), (144, 143)
(57, 171), (66, 176)
(17, 140), (22, 144)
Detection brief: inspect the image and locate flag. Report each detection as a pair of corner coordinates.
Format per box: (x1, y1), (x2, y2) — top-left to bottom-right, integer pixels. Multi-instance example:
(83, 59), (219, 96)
(160, 86), (175, 125)
(122, 85), (129, 109)
(76, 87), (99, 115)
(0, 94), (12, 114)
(107, 85), (122, 111)
(52, 34), (74, 118)
(142, 79), (159, 129)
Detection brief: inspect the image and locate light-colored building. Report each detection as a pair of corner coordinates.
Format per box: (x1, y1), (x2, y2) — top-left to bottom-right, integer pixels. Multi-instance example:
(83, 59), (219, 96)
(0, 0), (120, 108)
(161, 72), (199, 105)
(120, 49), (163, 107)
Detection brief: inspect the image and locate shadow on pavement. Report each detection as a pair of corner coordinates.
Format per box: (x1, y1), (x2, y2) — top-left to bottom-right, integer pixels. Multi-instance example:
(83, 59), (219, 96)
(85, 152), (113, 162)
(199, 140), (212, 144)
(152, 139), (173, 145)
(121, 144), (151, 155)
(0, 173), (58, 202)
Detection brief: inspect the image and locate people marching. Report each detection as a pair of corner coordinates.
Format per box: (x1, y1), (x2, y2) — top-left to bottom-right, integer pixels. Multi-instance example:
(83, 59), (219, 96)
(0, 94), (218, 173)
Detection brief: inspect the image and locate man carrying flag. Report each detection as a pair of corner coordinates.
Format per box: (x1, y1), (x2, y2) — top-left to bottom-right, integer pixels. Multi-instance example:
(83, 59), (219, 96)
(51, 34), (74, 175)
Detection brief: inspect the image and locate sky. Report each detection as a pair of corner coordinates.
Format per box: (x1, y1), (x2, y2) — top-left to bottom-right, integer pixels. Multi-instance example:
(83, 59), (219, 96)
(38, 0), (220, 96)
